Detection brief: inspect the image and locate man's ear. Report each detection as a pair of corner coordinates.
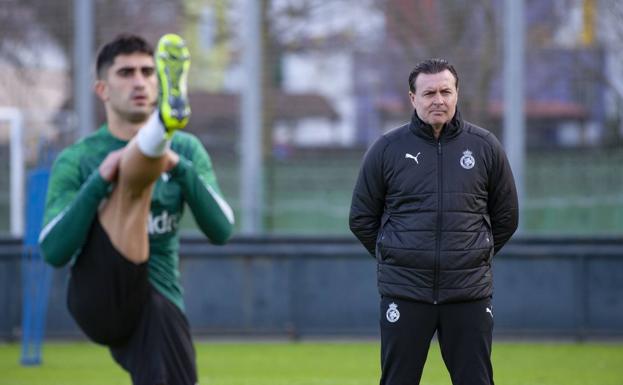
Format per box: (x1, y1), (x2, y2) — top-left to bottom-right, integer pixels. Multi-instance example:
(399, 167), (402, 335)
(408, 91), (417, 109)
(94, 79), (108, 102)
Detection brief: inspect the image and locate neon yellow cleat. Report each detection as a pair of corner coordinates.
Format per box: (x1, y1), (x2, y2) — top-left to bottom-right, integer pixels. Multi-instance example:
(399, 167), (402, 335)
(155, 33), (191, 137)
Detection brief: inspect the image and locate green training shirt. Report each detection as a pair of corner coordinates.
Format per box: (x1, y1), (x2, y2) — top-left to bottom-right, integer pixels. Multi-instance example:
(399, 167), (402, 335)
(39, 124), (235, 311)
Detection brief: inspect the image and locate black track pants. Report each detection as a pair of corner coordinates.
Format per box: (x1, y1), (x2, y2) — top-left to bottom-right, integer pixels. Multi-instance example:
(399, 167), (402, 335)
(379, 296), (494, 385)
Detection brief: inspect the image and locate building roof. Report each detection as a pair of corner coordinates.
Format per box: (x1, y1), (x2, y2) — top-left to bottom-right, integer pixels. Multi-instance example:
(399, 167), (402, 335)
(188, 91), (339, 122)
(488, 100), (589, 120)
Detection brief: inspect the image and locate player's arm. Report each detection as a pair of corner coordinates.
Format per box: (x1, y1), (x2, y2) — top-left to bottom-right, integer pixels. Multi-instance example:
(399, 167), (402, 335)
(487, 136), (519, 255)
(39, 152), (112, 267)
(349, 137), (387, 257)
(170, 136), (234, 245)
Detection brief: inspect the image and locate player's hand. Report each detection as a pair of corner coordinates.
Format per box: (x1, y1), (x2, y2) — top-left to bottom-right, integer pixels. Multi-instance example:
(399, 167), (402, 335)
(99, 148), (124, 182)
(164, 149), (180, 172)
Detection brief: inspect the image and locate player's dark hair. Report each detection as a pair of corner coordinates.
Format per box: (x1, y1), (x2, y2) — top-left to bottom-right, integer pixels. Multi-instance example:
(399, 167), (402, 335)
(408, 58), (459, 93)
(96, 34), (153, 79)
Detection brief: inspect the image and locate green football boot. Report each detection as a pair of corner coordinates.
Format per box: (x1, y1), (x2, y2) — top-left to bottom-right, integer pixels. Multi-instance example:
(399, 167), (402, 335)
(155, 33), (191, 137)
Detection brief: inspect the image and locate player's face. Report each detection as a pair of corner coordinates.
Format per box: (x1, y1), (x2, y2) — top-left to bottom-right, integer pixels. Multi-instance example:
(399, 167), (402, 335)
(97, 53), (157, 123)
(409, 69), (458, 130)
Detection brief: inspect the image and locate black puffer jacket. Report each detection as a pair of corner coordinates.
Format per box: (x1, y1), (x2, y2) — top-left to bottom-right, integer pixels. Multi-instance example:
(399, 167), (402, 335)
(349, 110), (518, 304)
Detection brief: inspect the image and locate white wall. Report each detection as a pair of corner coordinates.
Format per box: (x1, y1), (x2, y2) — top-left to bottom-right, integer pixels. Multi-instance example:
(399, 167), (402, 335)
(282, 52), (355, 146)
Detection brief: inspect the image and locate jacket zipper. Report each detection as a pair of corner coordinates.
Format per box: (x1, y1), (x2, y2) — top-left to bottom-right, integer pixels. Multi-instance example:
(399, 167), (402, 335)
(434, 140), (442, 304)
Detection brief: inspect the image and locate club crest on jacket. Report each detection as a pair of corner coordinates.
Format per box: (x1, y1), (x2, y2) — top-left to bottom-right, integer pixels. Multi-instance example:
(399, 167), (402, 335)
(460, 149), (475, 169)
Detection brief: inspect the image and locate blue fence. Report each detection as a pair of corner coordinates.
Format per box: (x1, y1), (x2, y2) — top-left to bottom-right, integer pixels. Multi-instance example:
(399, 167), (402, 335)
(1, 236), (622, 341)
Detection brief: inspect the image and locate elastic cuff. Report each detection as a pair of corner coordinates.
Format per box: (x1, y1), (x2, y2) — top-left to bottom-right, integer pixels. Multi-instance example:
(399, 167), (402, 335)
(88, 170), (113, 198)
(169, 156), (193, 178)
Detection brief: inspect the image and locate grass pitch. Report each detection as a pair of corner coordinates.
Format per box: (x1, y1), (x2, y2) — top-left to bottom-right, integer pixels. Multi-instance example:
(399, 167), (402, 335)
(1, 340), (622, 385)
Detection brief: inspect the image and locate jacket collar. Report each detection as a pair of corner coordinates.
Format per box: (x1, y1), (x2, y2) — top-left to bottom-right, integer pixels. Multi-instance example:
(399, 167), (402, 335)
(408, 108), (463, 142)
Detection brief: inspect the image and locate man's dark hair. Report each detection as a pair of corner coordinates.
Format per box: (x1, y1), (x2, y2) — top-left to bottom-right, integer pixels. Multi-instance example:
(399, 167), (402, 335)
(408, 58), (459, 93)
(96, 34), (154, 79)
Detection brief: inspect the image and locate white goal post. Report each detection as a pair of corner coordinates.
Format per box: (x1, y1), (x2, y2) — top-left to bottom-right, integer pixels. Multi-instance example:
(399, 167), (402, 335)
(0, 107), (24, 237)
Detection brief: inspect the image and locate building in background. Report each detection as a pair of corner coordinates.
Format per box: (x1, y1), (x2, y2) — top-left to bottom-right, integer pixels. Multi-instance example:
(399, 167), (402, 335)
(366, 0), (610, 149)
(0, 25), (69, 159)
(184, 91), (338, 153)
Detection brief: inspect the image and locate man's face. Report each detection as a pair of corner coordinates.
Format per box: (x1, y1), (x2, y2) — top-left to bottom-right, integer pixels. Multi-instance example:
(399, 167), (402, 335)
(409, 69), (458, 129)
(96, 53), (157, 123)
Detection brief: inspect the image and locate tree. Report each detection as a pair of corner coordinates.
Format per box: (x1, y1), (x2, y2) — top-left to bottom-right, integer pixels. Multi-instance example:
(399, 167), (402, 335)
(0, 0), (183, 111)
(379, 0), (500, 131)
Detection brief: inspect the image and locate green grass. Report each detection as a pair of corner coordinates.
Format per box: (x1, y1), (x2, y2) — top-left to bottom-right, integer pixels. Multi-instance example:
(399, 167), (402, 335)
(1, 341), (623, 385)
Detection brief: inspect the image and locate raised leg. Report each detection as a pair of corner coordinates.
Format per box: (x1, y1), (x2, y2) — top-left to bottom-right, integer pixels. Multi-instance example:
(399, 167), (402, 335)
(99, 139), (167, 264)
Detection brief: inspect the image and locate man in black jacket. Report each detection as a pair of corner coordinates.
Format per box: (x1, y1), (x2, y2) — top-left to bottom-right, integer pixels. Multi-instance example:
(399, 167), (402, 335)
(349, 58), (518, 385)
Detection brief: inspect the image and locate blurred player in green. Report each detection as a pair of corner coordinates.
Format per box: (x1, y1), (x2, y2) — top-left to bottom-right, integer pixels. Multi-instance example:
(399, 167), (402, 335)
(39, 33), (234, 385)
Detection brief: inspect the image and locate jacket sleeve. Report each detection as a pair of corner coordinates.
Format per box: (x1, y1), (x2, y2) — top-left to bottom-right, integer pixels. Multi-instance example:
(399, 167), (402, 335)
(349, 137), (387, 257)
(171, 137), (234, 245)
(487, 135), (519, 255)
(39, 154), (111, 267)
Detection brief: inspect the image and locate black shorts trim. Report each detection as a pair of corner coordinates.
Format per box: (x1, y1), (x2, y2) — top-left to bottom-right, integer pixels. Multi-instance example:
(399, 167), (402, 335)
(67, 217), (150, 346)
